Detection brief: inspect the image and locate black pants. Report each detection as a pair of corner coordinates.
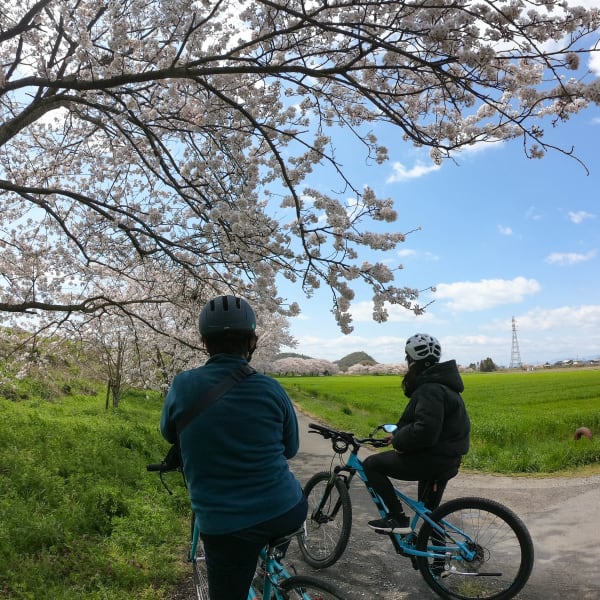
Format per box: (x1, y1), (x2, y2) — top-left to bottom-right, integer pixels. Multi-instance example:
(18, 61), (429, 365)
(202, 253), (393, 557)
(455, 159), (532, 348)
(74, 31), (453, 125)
(362, 450), (458, 516)
(200, 496), (307, 600)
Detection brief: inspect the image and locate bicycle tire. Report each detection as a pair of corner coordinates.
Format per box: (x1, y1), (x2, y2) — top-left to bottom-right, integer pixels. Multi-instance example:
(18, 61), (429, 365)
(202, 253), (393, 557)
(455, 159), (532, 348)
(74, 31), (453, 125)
(190, 513), (209, 600)
(416, 496), (534, 600)
(277, 574), (348, 599)
(297, 471), (352, 568)
(192, 554), (209, 600)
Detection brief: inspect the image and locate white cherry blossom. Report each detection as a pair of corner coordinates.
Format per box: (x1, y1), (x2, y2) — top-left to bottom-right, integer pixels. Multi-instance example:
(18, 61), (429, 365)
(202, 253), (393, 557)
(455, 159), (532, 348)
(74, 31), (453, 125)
(0, 0), (598, 342)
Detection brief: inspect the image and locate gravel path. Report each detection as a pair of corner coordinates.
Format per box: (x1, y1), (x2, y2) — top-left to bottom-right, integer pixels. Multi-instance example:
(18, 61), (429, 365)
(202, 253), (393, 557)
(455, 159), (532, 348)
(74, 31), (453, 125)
(286, 410), (600, 600)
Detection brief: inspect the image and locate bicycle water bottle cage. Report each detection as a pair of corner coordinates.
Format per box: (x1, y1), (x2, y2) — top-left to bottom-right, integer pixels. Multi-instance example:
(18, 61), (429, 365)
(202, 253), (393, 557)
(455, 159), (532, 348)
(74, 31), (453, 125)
(333, 438), (349, 453)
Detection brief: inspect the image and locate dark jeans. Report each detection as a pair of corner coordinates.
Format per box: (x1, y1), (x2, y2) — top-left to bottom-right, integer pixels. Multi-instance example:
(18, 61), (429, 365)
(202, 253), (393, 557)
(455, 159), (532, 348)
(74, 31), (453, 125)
(362, 450), (459, 516)
(200, 496), (307, 600)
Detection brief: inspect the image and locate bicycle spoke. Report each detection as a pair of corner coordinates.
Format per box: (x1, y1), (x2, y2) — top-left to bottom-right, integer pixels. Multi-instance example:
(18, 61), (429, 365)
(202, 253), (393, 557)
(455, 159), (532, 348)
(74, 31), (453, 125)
(192, 555), (209, 600)
(298, 472), (352, 568)
(417, 497), (534, 600)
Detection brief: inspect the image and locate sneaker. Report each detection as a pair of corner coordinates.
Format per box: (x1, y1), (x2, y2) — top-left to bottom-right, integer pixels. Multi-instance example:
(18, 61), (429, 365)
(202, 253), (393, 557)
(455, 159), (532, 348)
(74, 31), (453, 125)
(368, 514), (411, 533)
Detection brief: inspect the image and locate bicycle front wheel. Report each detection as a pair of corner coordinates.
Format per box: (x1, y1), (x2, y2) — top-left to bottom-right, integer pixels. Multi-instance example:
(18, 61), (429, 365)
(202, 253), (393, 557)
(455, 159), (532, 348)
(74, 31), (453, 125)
(297, 471), (352, 568)
(192, 554), (209, 600)
(416, 496), (534, 600)
(278, 574), (347, 599)
(190, 514), (209, 600)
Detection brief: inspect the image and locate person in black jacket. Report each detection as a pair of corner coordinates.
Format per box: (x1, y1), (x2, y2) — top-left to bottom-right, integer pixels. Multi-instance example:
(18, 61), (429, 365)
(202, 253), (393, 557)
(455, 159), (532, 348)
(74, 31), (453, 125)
(363, 333), (471, 533)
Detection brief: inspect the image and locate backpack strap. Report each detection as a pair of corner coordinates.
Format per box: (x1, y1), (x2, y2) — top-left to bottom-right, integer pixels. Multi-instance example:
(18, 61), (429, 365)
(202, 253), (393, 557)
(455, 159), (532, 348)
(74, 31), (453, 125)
(176, 363), (256, 435)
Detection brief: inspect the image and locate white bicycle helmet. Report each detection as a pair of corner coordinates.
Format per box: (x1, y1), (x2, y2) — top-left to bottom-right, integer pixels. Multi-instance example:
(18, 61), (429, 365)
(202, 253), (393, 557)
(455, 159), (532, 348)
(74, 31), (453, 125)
(405, 333), (442, 362)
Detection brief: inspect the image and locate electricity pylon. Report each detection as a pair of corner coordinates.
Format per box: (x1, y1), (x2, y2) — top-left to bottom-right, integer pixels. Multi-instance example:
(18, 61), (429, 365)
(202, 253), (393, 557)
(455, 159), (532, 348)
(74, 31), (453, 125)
(509, 317), (523, 369)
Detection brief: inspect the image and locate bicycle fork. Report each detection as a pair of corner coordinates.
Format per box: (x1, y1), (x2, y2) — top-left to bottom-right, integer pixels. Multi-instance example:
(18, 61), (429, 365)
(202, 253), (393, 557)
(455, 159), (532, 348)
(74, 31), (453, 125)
(310, 469), (353, 523)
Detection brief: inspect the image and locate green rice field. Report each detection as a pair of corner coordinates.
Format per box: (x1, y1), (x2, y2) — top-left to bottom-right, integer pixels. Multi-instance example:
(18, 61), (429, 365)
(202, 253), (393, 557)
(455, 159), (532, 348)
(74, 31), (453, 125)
(278, 369), (600, 474)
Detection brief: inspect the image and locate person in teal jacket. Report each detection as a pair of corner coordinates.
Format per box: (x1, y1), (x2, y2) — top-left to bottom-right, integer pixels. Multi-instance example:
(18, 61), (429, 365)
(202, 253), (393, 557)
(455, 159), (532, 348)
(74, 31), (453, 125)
(161, 295), (306, 600)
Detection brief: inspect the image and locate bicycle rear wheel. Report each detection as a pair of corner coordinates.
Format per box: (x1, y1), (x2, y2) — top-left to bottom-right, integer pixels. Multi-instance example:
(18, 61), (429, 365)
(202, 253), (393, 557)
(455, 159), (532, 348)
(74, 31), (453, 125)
(278, 575), (347, 599)
(297, 471), (352, 569)
(416, 496), (534, 600)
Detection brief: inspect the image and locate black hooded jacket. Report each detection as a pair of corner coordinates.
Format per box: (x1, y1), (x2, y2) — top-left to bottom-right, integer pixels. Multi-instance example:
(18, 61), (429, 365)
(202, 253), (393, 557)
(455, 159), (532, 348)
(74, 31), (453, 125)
(391, 360), (470, 460)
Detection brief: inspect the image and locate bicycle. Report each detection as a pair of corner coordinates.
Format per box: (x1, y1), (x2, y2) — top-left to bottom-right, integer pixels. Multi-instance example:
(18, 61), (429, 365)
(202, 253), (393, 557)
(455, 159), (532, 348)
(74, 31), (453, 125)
(297, 422), (535, 600)
(147, 457), (347, 600)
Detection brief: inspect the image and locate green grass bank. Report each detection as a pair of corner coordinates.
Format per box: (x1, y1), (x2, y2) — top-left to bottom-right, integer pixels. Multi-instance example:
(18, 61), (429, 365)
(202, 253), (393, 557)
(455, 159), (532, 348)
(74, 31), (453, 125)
(0, 388), (189, 599)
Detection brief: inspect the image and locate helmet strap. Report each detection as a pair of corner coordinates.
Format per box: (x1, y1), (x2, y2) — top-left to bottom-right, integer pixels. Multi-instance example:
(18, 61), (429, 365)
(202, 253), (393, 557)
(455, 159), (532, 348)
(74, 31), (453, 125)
(246, 334), (258, 362)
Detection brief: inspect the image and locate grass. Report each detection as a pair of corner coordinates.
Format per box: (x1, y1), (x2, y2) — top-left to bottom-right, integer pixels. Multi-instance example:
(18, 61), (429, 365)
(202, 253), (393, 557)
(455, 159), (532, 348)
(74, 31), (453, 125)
(278, 369), (600, 474)
(0, 386), (190, 599)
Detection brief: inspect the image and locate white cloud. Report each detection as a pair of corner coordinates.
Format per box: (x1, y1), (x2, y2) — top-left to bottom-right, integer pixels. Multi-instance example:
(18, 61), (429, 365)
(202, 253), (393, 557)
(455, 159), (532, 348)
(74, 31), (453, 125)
(349, 300), (438, 324)
(517, 305), (600, 331)
(568, 210), (596, 224)
(588, 44), (600, 75)
(545, 250), (596, 265)
(526, 206), (543, 221)
(498, 225), (513, 236)
(434, 277), (541, 311)
(397, 248), (439, 261)
(386, 161), (441, 183)
(452, 139), (505, 156)
(285, 332), (403, 363)
(397, 248), (417, 258)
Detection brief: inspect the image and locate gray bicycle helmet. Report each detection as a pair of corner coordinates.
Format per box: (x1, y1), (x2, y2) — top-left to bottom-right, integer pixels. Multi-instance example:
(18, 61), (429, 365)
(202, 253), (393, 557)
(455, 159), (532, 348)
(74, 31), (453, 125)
(199, 295), (256, 338)
(405, 333), (442, 362)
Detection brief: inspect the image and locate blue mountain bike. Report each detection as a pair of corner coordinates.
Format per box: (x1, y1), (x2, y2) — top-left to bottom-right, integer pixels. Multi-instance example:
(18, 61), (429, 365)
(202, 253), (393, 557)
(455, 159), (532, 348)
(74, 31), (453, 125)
(298, 423), (534, 600)
(148, 458), (347, 600)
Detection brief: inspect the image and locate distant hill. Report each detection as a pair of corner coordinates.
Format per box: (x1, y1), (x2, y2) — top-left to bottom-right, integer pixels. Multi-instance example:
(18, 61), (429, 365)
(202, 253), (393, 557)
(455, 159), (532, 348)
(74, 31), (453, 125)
(275, 352), (314, 360)
(274, 350), (379, 369)
(336, 351), (377, 370)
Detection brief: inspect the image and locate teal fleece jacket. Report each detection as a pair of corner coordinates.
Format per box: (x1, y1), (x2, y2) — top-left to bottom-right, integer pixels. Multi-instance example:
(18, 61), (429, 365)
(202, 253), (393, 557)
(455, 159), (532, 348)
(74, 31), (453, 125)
(160, 353), (303, 535)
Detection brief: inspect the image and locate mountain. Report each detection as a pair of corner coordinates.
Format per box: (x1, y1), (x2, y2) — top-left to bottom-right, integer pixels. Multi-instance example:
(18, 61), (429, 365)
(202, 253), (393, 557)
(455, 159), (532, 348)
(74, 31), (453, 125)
(336, 351), (377, 369)
(274, 350), (378, 368)
(274, 352), (314, 360)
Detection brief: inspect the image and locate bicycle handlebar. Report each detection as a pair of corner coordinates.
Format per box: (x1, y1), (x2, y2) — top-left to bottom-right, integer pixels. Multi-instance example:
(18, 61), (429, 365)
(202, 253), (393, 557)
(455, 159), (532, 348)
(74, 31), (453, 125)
(308, 422), (390, 451)
(147, 463), (168, 472)
(147, 461), (181, 494)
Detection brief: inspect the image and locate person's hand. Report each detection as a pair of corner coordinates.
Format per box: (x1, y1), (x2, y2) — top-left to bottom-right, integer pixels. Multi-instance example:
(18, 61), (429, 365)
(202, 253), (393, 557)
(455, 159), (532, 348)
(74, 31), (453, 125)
(383, 434), (393, 446)
(574, 427), (593, 441)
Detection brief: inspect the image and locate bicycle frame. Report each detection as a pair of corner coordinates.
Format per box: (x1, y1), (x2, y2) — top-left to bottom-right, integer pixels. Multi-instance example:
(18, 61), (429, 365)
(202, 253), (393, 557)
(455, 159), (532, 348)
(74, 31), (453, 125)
(190, 519), (314, 600)
(301, 423), (534, 598)
(327, 448), (478, 565)
(247, 545), (300, 600)
(148, 459), (347, 600)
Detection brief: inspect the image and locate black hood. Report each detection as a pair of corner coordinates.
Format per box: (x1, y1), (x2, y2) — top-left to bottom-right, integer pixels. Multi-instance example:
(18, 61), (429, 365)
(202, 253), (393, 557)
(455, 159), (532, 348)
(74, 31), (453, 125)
(417, 360), (464, 394)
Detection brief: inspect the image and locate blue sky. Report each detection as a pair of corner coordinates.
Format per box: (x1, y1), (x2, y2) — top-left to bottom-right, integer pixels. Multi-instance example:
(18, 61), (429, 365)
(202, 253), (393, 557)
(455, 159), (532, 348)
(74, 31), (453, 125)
(279, 91), (600, 367)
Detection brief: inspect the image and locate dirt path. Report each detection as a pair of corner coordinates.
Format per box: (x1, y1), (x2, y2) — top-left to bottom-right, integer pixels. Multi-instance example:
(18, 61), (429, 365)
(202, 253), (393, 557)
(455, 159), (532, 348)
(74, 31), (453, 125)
(287, 410), (600, 599)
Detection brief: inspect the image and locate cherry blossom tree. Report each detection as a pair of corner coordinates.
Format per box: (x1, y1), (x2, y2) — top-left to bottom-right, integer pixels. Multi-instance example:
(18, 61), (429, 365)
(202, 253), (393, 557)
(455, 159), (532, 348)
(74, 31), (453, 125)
(271, 356), (340, 376)
(72, 270), (296, 396)
(1, 0), (599, 340)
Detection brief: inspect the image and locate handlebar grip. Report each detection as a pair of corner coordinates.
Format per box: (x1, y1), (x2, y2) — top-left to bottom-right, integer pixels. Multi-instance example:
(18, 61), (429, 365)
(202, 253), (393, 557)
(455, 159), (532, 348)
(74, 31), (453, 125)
(308, 422), (328, 431)
(147, 463), (164, 472)
(309, 422), (335, 436)
(370, 439), (389, 448)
